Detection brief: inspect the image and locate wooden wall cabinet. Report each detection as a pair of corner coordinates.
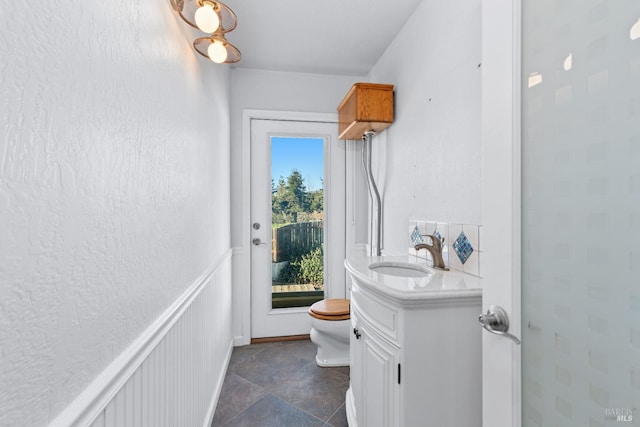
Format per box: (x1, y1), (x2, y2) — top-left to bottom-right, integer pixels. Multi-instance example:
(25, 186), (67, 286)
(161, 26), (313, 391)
(337, 83), (394, 140)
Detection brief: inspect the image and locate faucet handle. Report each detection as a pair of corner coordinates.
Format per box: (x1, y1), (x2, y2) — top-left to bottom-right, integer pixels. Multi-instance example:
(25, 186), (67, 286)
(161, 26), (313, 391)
(423, 234), (444, 249)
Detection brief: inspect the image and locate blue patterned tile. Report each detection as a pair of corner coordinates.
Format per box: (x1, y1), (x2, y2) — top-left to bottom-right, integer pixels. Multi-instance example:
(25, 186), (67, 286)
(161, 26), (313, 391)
(410, 226), (425, 245)
(453, 231), (474, 265)
(433, 228), (443, 243)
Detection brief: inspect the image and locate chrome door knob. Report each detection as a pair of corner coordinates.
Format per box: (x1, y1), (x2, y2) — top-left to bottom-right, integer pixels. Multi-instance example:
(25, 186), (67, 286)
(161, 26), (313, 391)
(478, 305), (521, 345)
(252, 238), (266, 246)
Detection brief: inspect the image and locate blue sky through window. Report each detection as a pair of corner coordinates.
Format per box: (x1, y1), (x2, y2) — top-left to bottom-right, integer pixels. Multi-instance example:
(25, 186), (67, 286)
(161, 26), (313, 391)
(271, 137), (324, 191)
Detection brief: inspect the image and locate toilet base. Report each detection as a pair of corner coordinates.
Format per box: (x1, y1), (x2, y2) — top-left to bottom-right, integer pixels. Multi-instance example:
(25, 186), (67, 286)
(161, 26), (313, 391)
(315, 354), (350, 368)
(310, 322), (350, 368)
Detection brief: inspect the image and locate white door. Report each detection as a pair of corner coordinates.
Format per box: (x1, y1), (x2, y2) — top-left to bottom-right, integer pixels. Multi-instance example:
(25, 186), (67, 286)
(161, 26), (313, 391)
(481, 1), (522, 426)
(483, 2), (640, 426)
(250, 118), (345, 338)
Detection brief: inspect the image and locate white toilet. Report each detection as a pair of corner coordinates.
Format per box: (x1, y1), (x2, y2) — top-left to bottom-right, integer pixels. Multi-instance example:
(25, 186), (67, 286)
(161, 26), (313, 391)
(308, 299), (351, 367)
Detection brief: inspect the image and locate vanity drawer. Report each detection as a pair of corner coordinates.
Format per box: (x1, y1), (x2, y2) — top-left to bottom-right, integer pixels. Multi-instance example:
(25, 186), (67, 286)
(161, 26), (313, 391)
(351, 285), (399, 342)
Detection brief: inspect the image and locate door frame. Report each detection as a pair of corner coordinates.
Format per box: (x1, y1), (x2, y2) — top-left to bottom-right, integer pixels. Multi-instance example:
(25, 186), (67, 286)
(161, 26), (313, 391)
(238, 109), (341, 344)
(481, 0), (522, 426)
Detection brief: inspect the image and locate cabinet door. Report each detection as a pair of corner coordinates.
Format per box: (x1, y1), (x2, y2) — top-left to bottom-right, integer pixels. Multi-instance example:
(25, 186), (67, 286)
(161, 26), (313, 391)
(350, 313), (363, 422)
(360, 327), (399, 427)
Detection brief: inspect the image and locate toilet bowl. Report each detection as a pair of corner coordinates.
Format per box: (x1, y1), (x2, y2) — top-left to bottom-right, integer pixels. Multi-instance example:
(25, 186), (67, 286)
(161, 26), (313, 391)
(308, 299), (351, 367)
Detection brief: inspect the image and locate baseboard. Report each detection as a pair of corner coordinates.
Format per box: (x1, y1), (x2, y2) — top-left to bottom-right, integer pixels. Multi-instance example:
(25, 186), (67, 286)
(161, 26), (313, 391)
(234, 335), (250, 346)
(250, 334), (311, 344)
(49, 249), (233, 427)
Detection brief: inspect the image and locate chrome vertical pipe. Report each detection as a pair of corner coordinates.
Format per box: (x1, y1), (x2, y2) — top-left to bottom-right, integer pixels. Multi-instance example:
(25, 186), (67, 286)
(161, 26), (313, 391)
(361, 131), (382, 256)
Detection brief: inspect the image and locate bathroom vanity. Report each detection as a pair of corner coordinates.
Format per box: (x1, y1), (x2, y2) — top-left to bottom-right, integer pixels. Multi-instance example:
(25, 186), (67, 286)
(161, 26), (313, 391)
(344, 256), (482, 427)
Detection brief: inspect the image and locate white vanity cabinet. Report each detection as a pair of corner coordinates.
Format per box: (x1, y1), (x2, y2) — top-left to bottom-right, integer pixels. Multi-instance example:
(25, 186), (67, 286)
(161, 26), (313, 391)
(349, 299), (400, 427)
(345, 257), (482, 427)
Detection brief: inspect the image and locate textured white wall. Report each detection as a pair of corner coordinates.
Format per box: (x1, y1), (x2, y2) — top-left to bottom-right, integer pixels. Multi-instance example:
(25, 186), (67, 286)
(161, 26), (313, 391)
(0, 1), (231, 426)
(367, 0), (483, 254)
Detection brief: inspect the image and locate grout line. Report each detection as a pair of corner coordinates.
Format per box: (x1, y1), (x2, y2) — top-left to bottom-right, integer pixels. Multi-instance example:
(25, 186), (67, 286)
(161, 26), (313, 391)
(323, 402), (345, 427)
(290, 400), (327, 425)
(218, 392), (275, 427)
(229, 348), (266, 368)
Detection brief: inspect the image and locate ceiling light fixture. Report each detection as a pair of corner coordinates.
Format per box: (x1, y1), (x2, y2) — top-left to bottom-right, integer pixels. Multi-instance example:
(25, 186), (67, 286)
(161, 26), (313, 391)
(170, 0), (241, 64)
(193, 34), (241, 64)
(171, 0), (237, 34)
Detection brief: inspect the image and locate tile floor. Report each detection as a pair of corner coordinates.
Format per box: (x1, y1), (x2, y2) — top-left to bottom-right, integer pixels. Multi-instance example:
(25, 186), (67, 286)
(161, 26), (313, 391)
(212, 339), (349, 427)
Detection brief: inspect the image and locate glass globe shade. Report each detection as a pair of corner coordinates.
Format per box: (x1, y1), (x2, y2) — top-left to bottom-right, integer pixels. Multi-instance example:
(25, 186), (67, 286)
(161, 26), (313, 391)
(208, 40), (228, 63)
(563, 53), (572, 71)
(195, 3), (220, 34)
(631, 19), (640, 41)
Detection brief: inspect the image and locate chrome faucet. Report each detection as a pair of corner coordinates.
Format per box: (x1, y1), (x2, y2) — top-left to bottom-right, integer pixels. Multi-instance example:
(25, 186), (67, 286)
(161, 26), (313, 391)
(414, 235), (449, 271)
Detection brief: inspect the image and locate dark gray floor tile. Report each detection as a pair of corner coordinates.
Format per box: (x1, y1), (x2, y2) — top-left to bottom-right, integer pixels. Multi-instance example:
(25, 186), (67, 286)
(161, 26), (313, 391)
(224, 394), (324, 427)
(277, 339), (318, 360)
(212, 372), (266, 426)
(231, 345), (312, 388)
(228, 344), (266, 368)
(324, 403), (348, 427)
(213, 339), (348, 427)
(328, 366), (350, 378)
(271, 363), (350, 420)
(281, 357), (328, 382)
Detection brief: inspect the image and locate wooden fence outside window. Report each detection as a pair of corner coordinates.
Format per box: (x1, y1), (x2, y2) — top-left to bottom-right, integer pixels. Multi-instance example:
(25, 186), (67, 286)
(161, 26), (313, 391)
(272, 221), (323, 263)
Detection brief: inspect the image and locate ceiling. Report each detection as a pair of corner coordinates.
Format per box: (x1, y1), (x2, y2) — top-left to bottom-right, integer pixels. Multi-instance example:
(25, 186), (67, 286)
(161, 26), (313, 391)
(225, 0), (424, 76)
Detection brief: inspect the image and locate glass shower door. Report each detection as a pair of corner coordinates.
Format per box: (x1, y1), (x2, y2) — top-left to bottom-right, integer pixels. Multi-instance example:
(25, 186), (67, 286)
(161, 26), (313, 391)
(521, 2), (640, 425)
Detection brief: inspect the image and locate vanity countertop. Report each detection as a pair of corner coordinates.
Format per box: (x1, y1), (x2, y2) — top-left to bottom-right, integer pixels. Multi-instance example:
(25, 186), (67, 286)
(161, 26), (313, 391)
(345, 256), (482, 302)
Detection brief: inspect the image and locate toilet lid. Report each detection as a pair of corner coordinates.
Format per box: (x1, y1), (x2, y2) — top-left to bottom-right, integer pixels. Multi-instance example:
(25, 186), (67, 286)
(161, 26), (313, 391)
(309, 299), (350, 320)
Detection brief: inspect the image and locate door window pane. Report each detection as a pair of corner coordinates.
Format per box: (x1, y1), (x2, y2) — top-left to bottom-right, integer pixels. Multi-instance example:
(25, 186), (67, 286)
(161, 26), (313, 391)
(271, 137), (325, 309)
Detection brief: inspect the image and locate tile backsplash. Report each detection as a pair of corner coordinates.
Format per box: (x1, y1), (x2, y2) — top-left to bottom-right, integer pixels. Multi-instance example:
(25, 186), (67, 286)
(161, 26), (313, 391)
(408, 219), (483, 277)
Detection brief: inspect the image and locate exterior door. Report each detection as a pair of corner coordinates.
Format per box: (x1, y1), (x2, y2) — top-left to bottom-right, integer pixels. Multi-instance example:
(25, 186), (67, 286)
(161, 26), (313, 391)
(250, 118), (345, 338)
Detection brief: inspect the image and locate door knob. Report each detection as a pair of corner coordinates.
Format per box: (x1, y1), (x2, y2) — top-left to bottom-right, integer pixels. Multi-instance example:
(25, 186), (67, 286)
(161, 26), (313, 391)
(478, 305), (521, 345)
(252, 237), (266, 246)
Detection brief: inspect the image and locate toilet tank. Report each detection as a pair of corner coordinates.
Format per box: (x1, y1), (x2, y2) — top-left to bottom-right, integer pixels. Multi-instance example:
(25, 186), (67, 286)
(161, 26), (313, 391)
(337, 83), (394, 140)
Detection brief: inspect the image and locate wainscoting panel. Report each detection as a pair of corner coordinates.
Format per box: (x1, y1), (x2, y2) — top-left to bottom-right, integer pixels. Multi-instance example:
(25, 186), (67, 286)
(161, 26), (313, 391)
(50, 252), (233, 427)
(95, 256), (231, 427)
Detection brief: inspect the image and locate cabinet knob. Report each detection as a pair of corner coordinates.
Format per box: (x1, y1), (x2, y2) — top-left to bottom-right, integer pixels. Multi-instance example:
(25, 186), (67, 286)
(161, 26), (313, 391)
(353, 327), (361, 339)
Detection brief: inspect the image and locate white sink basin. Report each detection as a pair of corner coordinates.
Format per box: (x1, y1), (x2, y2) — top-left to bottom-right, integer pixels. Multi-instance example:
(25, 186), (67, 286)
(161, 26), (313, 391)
(346, 256), (482, 300)
(368, 261), (432, 278)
